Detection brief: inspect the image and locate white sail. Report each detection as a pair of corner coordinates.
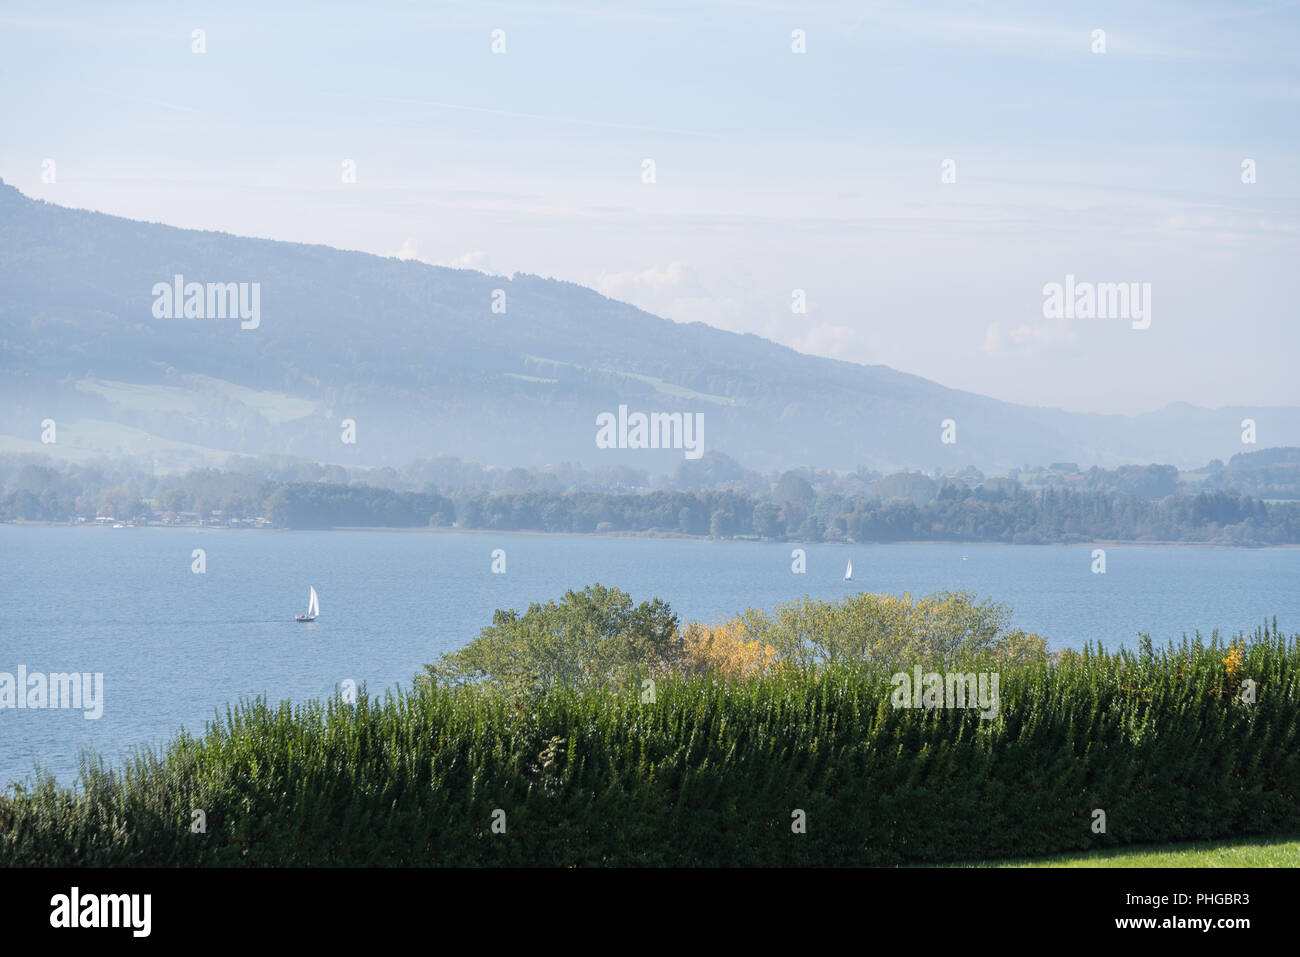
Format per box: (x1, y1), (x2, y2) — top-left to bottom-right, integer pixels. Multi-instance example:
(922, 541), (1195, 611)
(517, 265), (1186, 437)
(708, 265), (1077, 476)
(308, 586), (319, 618)
(844, 561), (852, 581)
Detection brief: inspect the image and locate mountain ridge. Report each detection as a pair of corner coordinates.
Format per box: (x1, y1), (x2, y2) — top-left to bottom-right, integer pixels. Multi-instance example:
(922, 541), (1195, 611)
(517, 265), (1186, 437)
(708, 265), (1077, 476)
(1, 177), (1294, 472)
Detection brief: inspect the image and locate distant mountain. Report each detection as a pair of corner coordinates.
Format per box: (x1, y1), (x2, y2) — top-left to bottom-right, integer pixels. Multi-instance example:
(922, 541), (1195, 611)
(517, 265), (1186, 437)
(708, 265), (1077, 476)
(1227, 447), (1300, 469)
(1, 178), (1294, 473)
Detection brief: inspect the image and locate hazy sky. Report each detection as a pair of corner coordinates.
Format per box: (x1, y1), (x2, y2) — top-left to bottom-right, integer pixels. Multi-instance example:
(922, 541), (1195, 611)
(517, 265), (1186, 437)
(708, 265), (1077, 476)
(2, 0), (1297, 414)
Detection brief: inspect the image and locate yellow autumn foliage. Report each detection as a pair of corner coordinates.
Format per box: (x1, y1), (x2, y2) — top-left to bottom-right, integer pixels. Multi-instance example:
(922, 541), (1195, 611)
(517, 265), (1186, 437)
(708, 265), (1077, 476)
(671, 591), (1047, 681)
(1223, 643), (1245, 682)
(679, 616), (780, 679)
(737, 590), (1048, 670)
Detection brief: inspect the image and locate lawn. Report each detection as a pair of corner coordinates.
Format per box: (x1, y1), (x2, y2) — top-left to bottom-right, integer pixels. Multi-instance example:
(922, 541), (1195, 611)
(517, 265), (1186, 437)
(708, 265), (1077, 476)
(953, 834), (1300, 868)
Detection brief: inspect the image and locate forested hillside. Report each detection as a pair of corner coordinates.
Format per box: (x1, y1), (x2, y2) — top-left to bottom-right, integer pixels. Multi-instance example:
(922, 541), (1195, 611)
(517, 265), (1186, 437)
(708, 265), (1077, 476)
(2, 179), (1295, 472)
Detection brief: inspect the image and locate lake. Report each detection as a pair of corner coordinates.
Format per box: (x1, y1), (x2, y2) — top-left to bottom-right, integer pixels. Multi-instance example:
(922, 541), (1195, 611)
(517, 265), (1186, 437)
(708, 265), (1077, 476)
(2, 524), (1297, 785)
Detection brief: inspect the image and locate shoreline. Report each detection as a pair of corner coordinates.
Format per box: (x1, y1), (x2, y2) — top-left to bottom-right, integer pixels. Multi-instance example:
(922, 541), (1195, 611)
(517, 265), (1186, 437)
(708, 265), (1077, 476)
(4, 520), (1296, 549)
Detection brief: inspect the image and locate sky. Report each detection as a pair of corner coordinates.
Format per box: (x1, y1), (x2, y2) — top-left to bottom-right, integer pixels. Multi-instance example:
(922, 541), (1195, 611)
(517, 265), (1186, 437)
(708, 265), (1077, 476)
(1, 0), (1297, 415)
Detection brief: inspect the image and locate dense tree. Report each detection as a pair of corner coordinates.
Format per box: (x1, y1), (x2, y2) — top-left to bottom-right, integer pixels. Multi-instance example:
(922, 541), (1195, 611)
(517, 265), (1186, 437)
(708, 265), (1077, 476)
(773, 472), (816, 507)
(421, 584), (681, 693)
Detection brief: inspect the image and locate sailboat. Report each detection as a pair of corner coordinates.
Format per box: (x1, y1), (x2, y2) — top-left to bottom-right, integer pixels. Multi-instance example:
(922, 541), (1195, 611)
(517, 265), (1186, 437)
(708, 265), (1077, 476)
(296, 586), (319, 622)
(844, 560), (853, 581)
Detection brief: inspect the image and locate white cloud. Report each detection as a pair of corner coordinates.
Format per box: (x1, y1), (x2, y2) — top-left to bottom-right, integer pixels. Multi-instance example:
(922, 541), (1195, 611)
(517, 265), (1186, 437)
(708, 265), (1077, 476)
(385, 242), (495, 273)
(594, 261), (738, 327)
(983, 321), (1004, 355)
(789, 322), (860, 360)
(664, 295), (746, 332)
(985, 319), (1078, 355)
(596, 261), (705, 304)
(391, 238), (426, 262)
(446, 250), (493, 272)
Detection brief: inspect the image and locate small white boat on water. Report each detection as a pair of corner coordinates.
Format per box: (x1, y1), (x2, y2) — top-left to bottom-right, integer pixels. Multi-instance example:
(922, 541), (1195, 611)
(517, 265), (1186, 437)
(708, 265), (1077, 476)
(296, 586), (319, 622)
(844, 560), (853, 581)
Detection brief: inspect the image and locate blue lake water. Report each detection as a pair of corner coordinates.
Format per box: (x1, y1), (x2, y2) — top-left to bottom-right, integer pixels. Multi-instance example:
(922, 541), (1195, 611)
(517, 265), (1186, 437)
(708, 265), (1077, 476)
(2, 524), (1298, 785)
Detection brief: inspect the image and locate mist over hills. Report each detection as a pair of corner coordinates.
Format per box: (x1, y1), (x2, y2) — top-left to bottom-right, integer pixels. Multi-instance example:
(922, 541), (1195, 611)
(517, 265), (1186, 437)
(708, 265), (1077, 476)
(0, 178), (1293, 475)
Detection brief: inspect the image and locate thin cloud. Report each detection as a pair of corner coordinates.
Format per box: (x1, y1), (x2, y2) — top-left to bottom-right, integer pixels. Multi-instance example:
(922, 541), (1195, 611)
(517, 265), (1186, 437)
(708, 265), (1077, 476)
(353, 95), (723, 140)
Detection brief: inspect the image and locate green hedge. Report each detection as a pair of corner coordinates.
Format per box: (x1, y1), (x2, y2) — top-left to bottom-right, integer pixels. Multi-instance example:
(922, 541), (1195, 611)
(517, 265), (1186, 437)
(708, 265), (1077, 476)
(3, 623), (1297, 866)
